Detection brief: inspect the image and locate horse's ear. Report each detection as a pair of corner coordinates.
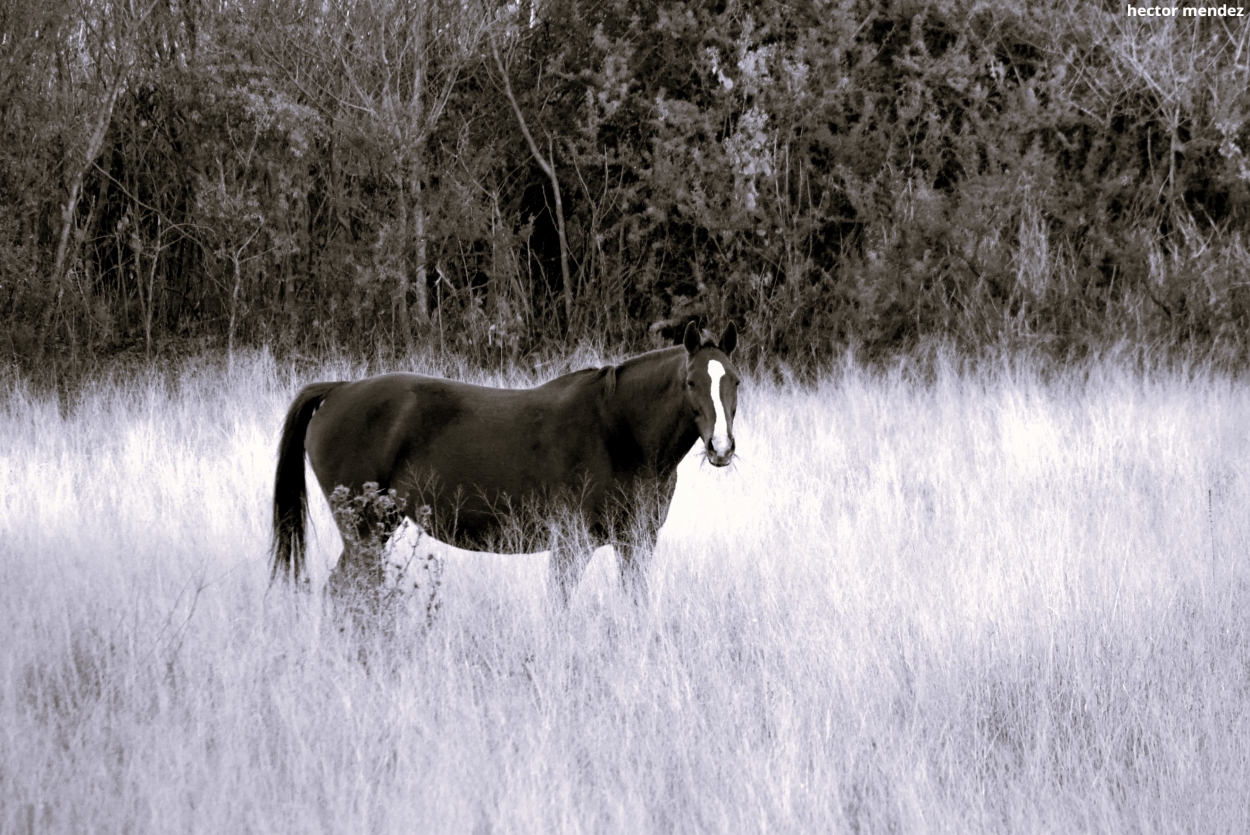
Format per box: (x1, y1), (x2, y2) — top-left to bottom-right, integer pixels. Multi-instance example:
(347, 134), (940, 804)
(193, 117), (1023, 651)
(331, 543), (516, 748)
(720, 322), (737, 356)
(682, 321), (701, 354)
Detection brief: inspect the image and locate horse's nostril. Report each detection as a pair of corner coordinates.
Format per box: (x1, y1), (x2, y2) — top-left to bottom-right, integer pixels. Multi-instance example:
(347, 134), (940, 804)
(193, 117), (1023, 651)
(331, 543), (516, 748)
(706, 437), (734, 466)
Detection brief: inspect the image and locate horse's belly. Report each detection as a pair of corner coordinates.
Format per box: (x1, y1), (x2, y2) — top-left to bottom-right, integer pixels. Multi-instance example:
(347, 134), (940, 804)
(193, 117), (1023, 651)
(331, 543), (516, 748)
(404, 470), (605, 553)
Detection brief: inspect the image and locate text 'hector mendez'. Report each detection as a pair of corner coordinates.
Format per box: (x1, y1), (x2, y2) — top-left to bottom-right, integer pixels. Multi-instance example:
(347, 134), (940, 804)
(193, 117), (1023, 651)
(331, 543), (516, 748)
(1127, 3), (1245, 14)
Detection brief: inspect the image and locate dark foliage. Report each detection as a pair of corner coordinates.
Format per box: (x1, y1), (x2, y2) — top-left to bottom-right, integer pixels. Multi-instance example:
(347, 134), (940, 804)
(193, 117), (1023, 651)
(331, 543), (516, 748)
(2, 0), (1248, 372)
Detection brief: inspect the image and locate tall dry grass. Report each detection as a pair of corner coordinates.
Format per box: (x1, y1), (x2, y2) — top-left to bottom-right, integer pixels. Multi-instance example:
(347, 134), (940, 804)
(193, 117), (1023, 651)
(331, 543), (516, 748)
(2, 351), (1249, 833)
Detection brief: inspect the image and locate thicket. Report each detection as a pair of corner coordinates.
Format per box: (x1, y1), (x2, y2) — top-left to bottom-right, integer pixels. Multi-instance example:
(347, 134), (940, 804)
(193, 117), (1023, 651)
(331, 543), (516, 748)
(2, 0), (1249, 371)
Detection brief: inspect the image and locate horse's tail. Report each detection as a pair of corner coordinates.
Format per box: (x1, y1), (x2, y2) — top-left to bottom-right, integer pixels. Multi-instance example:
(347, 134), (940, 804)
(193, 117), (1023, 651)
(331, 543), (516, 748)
(271, 381), (342, 585)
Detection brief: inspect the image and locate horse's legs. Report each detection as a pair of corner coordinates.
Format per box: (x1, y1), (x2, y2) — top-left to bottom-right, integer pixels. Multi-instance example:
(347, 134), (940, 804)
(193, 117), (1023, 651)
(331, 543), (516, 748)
(615, 474), (676, 603)
(549, 544), (593, 608)
(617, 530), (658, 603)
(326, 509), (401, 609)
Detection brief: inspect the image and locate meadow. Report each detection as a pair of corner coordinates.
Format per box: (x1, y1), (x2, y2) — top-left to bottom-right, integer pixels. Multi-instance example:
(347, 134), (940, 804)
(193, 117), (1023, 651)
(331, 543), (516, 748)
(2, 350), (1249, 834)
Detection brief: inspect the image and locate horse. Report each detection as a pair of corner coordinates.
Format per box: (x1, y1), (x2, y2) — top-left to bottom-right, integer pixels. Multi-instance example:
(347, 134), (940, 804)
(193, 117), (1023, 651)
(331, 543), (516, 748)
(270, 321), (740, 604)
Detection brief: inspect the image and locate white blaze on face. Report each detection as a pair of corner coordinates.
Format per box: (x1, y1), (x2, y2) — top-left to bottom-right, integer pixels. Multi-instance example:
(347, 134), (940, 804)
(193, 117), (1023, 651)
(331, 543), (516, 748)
(706, 359), (732, 457)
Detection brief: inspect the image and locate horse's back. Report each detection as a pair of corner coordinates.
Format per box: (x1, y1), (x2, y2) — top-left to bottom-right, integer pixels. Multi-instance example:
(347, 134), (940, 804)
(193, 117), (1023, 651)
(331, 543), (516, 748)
(304, 371), (611, 517)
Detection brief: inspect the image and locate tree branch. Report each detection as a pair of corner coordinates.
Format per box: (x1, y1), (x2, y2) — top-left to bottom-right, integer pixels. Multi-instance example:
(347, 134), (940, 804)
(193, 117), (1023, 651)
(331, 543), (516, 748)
(492, 37), (573, 326)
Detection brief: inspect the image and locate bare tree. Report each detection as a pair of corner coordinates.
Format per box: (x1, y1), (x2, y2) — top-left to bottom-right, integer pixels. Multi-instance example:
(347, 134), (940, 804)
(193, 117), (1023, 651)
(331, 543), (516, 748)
(323, 0), (490, 352)
(45, 0), (155, 345)
(491, 37), (573, 328)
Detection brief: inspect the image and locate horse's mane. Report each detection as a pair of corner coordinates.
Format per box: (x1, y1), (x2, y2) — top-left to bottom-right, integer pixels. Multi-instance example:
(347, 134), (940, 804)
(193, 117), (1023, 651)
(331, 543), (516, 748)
(541, 345), (684, 398)
(541, 363), (623, 397)
(613, 345), (684, 372)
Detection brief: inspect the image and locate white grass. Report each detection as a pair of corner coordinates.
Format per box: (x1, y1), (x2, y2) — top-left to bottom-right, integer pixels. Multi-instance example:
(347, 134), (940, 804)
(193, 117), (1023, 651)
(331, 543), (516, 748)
(2, 351), (1249, 833)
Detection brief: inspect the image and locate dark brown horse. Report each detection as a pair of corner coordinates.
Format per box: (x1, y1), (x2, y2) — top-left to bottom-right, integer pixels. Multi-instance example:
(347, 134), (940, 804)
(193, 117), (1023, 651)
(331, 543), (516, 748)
(271, 322), (739, 602)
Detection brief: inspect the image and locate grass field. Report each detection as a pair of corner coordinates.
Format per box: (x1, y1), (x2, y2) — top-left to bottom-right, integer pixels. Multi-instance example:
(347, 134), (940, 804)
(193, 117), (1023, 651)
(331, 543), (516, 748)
(2, 351), (1249, 833)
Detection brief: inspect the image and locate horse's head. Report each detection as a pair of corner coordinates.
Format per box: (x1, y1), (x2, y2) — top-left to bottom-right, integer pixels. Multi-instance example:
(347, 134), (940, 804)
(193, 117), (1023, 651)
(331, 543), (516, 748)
(682, 321), (740, 467)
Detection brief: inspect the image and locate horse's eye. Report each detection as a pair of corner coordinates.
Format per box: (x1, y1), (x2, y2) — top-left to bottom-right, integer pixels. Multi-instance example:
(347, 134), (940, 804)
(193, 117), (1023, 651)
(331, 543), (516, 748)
(687, 380), (695, 388)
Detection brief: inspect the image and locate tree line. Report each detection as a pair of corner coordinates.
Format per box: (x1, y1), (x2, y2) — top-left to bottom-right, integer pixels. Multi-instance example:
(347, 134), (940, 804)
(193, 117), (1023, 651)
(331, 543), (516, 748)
(3, 0), (1249, 371)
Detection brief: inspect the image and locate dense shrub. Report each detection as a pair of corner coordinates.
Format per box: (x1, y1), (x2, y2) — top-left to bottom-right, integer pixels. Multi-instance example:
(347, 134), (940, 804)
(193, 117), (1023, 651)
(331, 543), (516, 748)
(2, 0), (1248, 370)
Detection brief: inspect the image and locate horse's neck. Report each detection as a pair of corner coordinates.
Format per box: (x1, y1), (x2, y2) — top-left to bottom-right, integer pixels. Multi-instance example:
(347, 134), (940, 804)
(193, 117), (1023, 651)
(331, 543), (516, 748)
(612, 349), (697, 472)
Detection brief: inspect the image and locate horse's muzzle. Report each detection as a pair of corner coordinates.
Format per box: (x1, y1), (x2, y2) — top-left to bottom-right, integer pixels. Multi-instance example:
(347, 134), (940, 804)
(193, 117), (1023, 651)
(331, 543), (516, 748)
(706, 438), (735, 467)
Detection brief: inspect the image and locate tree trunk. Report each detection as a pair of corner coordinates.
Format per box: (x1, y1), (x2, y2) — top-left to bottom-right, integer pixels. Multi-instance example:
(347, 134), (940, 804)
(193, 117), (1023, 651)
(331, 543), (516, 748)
(546, 135), (573, 328)
(395, 172), (413, 353)
(493, 42), (574, 328)
(45, 67), (125, 351)
(413, 170), (430, 328)
(229, 248), (241, 364)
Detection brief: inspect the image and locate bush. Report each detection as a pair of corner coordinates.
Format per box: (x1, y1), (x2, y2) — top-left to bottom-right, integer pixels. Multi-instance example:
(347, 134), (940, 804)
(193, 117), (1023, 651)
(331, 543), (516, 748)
(2, 0), (1248, 370)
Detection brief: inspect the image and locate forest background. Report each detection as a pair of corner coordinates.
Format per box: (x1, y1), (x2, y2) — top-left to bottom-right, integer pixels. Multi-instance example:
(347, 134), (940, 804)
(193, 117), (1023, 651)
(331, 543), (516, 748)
(2, 0), (1249, 374)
